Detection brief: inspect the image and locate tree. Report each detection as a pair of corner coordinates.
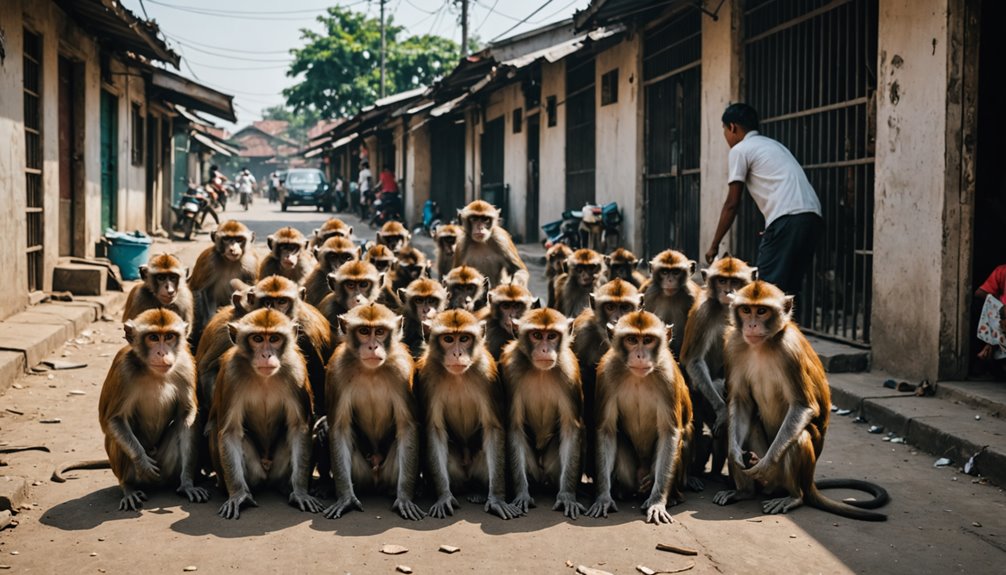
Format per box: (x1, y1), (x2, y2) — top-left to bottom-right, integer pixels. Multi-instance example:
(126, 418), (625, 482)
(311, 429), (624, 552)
(260, 104), (321, 144)
(283, 6), (460, 118)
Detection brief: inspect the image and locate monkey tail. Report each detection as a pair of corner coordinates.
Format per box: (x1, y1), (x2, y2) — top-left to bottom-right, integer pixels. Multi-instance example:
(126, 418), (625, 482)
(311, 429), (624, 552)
(806, 478), (890, 521)
(51, 459), (111, 483)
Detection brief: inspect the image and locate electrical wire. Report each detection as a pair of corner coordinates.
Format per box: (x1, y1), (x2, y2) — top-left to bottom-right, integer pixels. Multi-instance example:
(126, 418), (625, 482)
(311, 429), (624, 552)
(182, 57), (290, 71)
(165, 37), (292, 63)
(489, 0), (556, 42)
(160, 32), (293, 55)
(473, 0), (499, 34)
(145, 0), (362, 16)
(403, 0), (441, 15)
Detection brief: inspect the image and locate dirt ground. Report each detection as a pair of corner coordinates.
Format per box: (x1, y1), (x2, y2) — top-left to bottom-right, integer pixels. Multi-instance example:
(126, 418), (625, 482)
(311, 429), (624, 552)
(1, 203), (1003, 574)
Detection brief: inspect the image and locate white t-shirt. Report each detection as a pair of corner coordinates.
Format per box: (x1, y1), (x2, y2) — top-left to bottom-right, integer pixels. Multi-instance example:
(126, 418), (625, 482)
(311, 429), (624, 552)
(728, 130), (821, 227)
(358, 168), (372, 192)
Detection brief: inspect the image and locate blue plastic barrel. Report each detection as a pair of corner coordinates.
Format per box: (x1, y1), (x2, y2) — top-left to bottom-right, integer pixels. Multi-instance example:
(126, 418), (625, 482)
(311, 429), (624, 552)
(104, 230), (152, 281)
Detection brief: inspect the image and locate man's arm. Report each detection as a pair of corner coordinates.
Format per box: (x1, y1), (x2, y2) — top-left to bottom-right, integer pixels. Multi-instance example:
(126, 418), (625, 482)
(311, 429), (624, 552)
(705, 182), (744, 264)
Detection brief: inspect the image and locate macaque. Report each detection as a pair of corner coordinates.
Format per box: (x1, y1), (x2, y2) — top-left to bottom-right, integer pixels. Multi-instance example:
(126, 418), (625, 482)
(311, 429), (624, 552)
(322, 303), (424, 520)
(433, 224), (463, 279)
(122, 253), (194, 330)
(319, 260), (383, 328)
(52, 309), (208, 511)
(209, 308), (323, 519)
(311, 217), (353, 248)
(376, 220), (411, 253)
(712, 281), (888, 521)
(364, 243), (397, 276)
(554, 249), (604, 318)
(454, 200), (529, 287)
(398, 278), (447, 357)
(642, 249), (700, 359)
(414, 309), (522, 520)
(305, 236), (360, 307)
(545, 243), (573, 309)
(188, 220), (258, 346)
(258, 227), (314, 285)
(378, 246), (431, 309)
(501, 308), (585, 518)
(587, 311), (693, 524)
(443, 265), (489, 312)
(679, 255), (757, 482)
(485, 281), (538, 360)
(603, 248), (646, 288)
(571, 279), (641, 477)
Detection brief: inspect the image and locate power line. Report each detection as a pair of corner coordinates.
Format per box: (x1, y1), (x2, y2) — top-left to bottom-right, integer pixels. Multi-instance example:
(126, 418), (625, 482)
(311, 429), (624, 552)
(183, 58), (290, 71)
(161, 32), (292, 55)
(489, 0), (556, 42)
(165, 37), (292, 63)
(138, 0), (151, 20)
(403, 0), (440, 15)
(145, 0), (345, 16)
(473, 0), (499, 34)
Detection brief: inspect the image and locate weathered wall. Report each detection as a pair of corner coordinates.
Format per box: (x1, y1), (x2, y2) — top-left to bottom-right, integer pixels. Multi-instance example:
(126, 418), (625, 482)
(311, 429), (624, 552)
(105, 57), (148, 232)
(700, 0), (743, 259)
(538, 59), (567, 226)
(501, 83), (529, 241)
(594, 35), (642, 253)
(405, 118), (431, 226)
(872, 0), (950, 379)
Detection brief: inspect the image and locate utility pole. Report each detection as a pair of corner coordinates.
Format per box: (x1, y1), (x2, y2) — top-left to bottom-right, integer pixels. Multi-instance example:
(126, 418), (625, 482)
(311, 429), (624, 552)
(460, 0), (469, 57)
(379, 0), (386, 98)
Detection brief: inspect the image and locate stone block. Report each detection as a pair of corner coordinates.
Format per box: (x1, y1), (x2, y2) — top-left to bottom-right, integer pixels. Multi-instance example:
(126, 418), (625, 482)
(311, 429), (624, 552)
(52, 264), (107, 296)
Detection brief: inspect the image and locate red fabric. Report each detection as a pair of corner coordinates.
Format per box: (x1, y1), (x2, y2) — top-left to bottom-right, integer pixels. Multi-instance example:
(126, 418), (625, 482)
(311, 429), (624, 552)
(980, 264), (1006, 301)
(379, 170), (398, 193)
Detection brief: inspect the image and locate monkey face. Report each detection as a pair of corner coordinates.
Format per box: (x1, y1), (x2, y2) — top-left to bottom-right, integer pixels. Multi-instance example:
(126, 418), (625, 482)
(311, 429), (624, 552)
(527, 329), (561, 370)
(153, 273), (180, 305)
(144, 331), (180, 373)
(657, 268), (686, 296)
(576, 264), (601, 288)
(258, 296), (294, 317)
(621, 333), (659, 376)
(219, 236), (247, 262)
(277, 244), (302, 270)
(467, 215), (494, 242)
(496, 300), (527, 335)
(601, 301), (637, 326)
(412, 296), (442, 320)
(380, 234), (407, 252)
(342, 279), (375, 308)
(248, 332), (285, 377)
(736, 304), (774, 346)
(438, 332), (475, 374)
(438, 235), (457, 256)
(354, 325), (390, 368)
(326, 251), (355, 272)
(371, 258), (393, 273)
(448, 284), (479, 310)
(714, 276), (749, 306)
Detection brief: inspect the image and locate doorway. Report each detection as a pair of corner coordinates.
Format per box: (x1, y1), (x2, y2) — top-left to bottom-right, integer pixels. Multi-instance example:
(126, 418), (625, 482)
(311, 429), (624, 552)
(526, 113), (541, 242)
(430, 117), (467, 216)
(565, 52), (596, 209)
(58, 56), (83, 257)
(100, 90), (119, 231)
(480, 116), (506, 226)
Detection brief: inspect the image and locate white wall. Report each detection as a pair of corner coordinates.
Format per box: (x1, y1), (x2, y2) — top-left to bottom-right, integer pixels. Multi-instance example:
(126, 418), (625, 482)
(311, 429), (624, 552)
(501, 83), (529, 240)
(538, 59), (567, 227)
(405, 118), (431, 226)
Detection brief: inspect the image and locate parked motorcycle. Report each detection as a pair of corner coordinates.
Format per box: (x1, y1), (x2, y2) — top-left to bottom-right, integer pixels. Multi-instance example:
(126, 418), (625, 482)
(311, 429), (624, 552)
(171, 186), (219, 240)
(412, 199), (442, 237)
(542, 201), (621, 251)
(369, 191), (404, 228)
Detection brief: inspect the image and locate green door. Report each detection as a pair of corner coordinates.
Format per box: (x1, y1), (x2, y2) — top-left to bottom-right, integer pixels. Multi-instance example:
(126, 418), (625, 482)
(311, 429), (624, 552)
(100, 90), (118, 231)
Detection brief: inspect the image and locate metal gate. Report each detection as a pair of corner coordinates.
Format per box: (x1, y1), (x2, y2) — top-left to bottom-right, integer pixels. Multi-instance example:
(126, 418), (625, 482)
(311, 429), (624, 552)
(430, 117), (467, 217)
(565, 52), (596, 209)
(643, 9), (702, 259)
(24, 30), (44, 292)
(101, 90), (119, 232)
(738, 0), (877, 344)
(480, 116), (507, 225)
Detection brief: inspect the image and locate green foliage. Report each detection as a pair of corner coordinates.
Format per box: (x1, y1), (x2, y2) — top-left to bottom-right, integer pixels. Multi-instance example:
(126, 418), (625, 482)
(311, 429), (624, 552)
(260, 104), (321, 143)
(283, 6), (460, 118)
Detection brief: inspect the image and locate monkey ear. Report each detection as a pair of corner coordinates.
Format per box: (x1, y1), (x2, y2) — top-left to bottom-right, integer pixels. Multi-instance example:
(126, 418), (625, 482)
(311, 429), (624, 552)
(486, 291), (494, 306)
(482, 277), (491, 292)
(632, 295), (643, 309)
(605, 322), (616, 341)
(722, 251), (731, 260)
(313, 245), (322, 259)
(478, 320), (488, 339)
(337, 316), (349, 338)
(298, 287), (307, 302)
(312, 227), (321, 238)
(531, 298), (542, 310)
(231, 290), (247, 310)
(364, 240), (375, 251)
(210, 230), (219, 243)
(139, 265), (149, 281)
(666, 324), (674, 344)
(422, 261), (432, 277)
(750, 267), (759, 281)
(355, 246), (363, 259)
(456, 208), (463, 219)
(123, 321), (136, 344)
(494, 207), (502, 220)
(347, 226), (353, 237)
(245, 291), (257, 308)
(421, 320), (433, 341)
(377, 272), (387, 288)
(397, 314), (406, 334)
(184, 267), (191, 280)
(326, 273), (339, 293)
(700, 269), (709, 283)
(688, 260), (697, 276)
(782, 295), (795, 317)
(294, 322), (304, 339)
(301, 240), (309, 251)
(397, 288), (408, 304)
(227, 322), (239, 344)
(249, 231), (256, 243)
(603, 255), (611, 267)
(588, 293), (597, 310)
(267, 235), (275, 251)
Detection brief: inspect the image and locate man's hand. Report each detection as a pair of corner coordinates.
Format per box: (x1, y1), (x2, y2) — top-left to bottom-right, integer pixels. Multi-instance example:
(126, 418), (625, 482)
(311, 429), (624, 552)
(978, 343), (994, 361)
(705, 246), (718, 265)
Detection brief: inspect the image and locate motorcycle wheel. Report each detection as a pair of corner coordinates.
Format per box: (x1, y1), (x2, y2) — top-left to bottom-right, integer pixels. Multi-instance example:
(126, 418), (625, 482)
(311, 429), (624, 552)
(182, 217), (195, 241)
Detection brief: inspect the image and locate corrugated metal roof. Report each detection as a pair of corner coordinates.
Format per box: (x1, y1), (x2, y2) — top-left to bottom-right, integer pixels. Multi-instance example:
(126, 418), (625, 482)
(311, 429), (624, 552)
(574, 0), (689, 30)
(54, 0), (179, 67)
(151, 69), (236, 122)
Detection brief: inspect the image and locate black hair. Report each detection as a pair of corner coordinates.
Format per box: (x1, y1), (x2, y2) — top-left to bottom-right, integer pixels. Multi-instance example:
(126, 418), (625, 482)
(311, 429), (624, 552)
(722, 103), (760, 132)
(360, 160), (369, 169)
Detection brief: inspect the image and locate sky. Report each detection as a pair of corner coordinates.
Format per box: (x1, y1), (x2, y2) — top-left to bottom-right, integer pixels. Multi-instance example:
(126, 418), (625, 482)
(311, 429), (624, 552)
(121, 0), (589, 132)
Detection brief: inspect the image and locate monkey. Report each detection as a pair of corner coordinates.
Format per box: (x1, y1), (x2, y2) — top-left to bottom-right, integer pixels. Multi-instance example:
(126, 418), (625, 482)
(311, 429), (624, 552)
(311, 217), (353, 248)
(208, 308), (323, 519)
(304, 236), (361, 308)
(433, 223), (463, 279)
(376, 220), (412, 253)
(711, 281), (889, 521)
(641, 249), (700, 360)
(363, 243), (397, 276)
(378, 246), (432, 309)
(122, 253), (194, 331)
(501, 308), (585, 519)
(679, 255), (757, 484)
(188, 220), (258, 347)
(414, 309), (522, 520)
(453, 200), (529, 287)
(322, 303), (425, 521)
(586, 310), (693, 524)
(485, 281), (538, 360)
(442, 265), (490, 312)
(51, 309), (209, 511)
(397, 278), (447, 358)
(571, 279), (642, 478)
(258, 226), (314, 285)
(603, 248), (646, 288)
(554, 248), (604, 319)
(318, 260), (383, 331)
(545, 243), (573, 309)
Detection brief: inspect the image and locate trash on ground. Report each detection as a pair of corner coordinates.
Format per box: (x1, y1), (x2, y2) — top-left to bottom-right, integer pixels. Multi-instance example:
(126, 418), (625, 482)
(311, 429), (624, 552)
(975, 415), (981, 421)
(852, 416), (868, 424)
(39, 418), (62, 424)
(576, 566), (613, 575)
(68, 390), (86, 396)
(438, 545), (460, 554)
(381, 545), (409, 555)
(867, 425), (884, 434)
(5, 409), (24, 416)
(973, 521), (982, 528)
(964, 446), (987, 475)
(915, 380), (935, 397)
(655, 543), (698, 556)
(566, 560), (575, 568)
(934, 457), (952, 468)
(183, 567), (198, 572)
(890, 437), (907, 444)
(835, 409), (852, 416)
(0, 510), (13, 531)
(637, 566), (657, 575)
(42, 360), (87, 370)
(396, 565), (413, 574)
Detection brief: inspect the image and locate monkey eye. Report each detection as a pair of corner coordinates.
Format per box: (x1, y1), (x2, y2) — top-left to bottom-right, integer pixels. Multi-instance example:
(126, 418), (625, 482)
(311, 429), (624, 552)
(717, 277), (730, 285)
(375, 328), (386, 337)
(442, 237), (456, 245)
(358, 281), (371, 290)
(642, 336), (655, 345)
(164, 333), (176, 342)
(145, 333), (160, 343)
(531, 331), (543, 340)
(620, 304), (635, 313)
(625, 335), (639, 345)
(343, 281), (357, 290)
(358, 327), (371, 336)
(459, 334), (472, 343)
(442, 335), (455, 344)
(268, 334), (281, 344)
(739, 305), (752, 314)
(251, 334), (265, 343)
(756, 306), (770, 316)
(547, 332), (558, 340)
(603, 303), (616, 312)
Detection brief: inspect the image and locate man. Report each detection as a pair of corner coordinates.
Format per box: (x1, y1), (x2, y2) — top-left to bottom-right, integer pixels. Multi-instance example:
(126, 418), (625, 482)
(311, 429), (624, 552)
(705, 103), (822, 297)
(269, 171), (280, 203)
(357, 160), (372, 219)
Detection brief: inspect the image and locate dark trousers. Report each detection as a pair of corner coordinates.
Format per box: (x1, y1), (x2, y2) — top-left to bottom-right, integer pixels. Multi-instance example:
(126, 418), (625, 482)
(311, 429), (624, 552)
(756, 212), (821, 296)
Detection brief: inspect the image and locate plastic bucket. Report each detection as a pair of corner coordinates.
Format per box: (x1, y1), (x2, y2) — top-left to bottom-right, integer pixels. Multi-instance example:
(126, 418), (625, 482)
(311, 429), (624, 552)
(105, 230), (152, 281)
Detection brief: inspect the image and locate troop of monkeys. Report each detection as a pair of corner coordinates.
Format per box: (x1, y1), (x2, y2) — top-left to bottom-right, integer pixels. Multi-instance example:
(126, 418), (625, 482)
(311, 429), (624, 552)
(54, 199), (888, 524)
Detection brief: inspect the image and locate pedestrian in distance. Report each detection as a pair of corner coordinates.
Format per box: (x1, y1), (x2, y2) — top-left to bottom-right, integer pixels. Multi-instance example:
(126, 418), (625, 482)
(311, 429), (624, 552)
(705, 103), (822, 298)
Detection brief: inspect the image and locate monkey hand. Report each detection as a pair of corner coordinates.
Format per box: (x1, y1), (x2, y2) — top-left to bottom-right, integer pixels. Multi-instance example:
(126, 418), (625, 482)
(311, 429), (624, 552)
(290, 491), (323, 514)
(642, 496), (674, 525)
(135, 453), (161, 481)
(322, 494), (363, 519)
(586, 493), (618, 518)
(510, 492), (536, 514)
(429, 493), (460, 518)
(485, 495), (522, 520)
(312, 416), (328, 442)
(119, 489), (148, 512)
(219, 490), (258, 520)
(392, 497), (426, 521)
(177, 482), (210, 503)
(742, 459), (771, 484)
(553, 491), (586, 520)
